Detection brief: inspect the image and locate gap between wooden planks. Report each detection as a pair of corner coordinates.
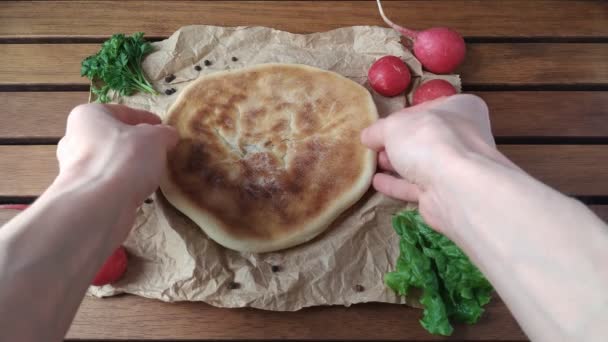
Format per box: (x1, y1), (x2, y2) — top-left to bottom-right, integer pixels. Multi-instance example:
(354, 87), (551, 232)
(1, 43), (608, 86)
(0, 145), (607, 197)
(68, 296), (527, 341)
(2, 91), (608, 139)
(1, 1), (606, 38)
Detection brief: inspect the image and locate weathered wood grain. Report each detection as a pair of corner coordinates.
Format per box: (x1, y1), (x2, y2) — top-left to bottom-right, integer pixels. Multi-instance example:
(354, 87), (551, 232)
(1, 1), (606, 39)
(2, 43), (607, 86)
(2, 91), (607, 140)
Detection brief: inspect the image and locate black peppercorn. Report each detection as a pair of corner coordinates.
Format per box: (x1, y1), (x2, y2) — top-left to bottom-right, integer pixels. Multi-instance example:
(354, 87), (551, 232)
(144, 198), (153, 204)
(227, 281), (240, 290)
(354, 284), (364, 292)
(164, 88), (176, 95)
(164, 74), (176, 83)
(204, 59), (212, 66)
(231, 56), (238, 62)
(271, 265), (281, 273)
(194, 65), (202, 71)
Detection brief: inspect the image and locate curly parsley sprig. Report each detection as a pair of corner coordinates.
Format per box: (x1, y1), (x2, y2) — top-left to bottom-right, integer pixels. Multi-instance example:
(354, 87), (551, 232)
(81, 32), (157, 103)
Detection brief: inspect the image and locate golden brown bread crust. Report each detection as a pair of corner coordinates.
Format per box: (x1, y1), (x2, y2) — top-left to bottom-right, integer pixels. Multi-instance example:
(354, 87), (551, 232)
(161, 64), (377, 252)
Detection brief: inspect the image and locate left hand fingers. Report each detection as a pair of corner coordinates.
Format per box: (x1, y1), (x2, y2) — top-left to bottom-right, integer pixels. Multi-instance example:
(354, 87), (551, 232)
(134, 124), (179, 151)
(103, 104), (162, 126)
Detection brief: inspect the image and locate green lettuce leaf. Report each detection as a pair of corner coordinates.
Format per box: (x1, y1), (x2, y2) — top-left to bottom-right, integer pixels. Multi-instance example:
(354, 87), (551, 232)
(385, 210), (493, 336)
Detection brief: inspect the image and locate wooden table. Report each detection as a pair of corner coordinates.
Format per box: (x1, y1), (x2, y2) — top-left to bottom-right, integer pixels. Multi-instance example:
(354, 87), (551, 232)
(1, 1), (607, 340)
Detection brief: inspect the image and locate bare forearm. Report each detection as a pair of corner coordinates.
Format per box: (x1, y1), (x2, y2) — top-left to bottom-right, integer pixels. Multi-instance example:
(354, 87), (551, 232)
(436, 152), (608, 341)
(0, 173), (132, 341)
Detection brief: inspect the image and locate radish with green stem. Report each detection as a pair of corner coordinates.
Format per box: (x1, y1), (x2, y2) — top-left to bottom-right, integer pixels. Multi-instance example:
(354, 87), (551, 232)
(376, 0), (466, 74)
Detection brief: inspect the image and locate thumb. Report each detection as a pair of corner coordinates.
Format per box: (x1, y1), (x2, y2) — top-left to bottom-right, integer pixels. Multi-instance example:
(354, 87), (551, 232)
(156, 125), (179, 150)
(139, 124), (179, 150)
(360, 118), (387, 151)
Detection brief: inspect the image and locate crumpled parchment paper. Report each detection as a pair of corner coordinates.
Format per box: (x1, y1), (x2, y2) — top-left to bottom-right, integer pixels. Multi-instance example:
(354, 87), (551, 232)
(88, 25), (460, 311)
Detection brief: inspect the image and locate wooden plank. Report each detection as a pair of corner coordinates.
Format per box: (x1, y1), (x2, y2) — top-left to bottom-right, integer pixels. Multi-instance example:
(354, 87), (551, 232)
(1, 1), (606, 39)
(499, 145), (608, 197)
(1, 43), (607, 86)
(590, 205), (608, 222)
(475, 91), (608, 138)
(67, 295), (525, 341)
(0, 209), (19, 224)
(0, 146), (58, 197)
(0, 92), (84, 139)
(460, 44), (608, 85)
(2, 91), (607, 140)
(0, 44), (98, 85)
(0, 145), (607, 197)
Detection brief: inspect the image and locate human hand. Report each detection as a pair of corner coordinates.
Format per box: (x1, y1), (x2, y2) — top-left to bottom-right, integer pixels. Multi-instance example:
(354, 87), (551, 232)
(57, 104), (178, 209)
(361, 94), (514, 232)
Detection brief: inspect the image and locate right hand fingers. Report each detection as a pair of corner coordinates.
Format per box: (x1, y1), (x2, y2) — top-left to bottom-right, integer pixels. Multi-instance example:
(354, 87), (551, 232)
(360, 95), (452, 151)
(360, 118), (387, 151)
(378, 151), (395, 172)
(373, 173), (420, 202)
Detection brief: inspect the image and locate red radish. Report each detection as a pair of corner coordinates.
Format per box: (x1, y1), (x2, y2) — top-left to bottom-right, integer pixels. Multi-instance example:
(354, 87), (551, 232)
(0, 204), (30, 210)
(376, 0), (466, 74)
(412, 79), (457, 105)
(92, 246), (128, 286)
(368, 56), (412, 97)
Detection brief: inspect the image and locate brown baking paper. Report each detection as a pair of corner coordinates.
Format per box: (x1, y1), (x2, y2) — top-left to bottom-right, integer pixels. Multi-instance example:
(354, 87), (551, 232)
(88, 25), (460, 311)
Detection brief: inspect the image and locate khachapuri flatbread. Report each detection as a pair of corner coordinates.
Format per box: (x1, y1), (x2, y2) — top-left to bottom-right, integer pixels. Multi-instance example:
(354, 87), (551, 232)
(161, 64), (377, 252)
